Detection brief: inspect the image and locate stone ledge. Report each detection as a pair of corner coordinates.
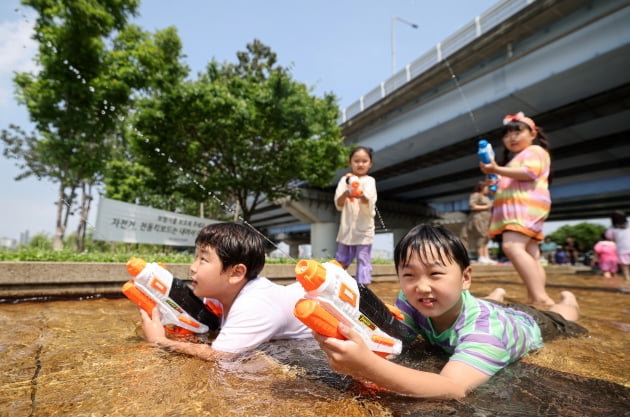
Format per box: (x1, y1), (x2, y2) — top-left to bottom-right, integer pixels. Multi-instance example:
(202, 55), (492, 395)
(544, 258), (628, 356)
(0, 261), (585, 299)
(0, 262), (398, 299)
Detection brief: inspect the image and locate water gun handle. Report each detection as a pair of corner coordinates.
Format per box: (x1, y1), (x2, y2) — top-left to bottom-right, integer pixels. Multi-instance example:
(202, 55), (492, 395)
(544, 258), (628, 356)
(122, 280), (157, 315)
(478, 139), (498, 192)
(294, 298), (344, 339)
(294, 298), (390, 358)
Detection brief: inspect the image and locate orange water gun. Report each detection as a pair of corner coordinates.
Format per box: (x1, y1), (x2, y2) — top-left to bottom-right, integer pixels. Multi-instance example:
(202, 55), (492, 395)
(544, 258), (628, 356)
(293, 259), (411, 357)
(122, 257), (221, 336)
(344, 174), (363, 202)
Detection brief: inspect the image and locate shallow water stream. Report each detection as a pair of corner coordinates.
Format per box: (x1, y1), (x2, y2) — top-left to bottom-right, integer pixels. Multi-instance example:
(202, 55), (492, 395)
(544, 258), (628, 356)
(0, 268), (628, 416)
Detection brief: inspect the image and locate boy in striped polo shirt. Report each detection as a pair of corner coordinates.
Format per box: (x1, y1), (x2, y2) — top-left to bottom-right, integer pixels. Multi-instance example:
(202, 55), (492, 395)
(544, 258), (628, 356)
(313, 224), (586, 399)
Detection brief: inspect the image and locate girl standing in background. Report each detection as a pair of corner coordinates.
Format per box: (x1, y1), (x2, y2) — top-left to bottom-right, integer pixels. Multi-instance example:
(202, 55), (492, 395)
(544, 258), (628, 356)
(592, 233), (618, 278)
(480, 112), (554, 307)
(606, 210), (630, 281)
(334, 146), (377, 285)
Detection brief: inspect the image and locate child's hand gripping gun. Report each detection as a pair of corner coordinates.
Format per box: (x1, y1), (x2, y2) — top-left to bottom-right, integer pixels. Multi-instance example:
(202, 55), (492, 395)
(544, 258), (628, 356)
(293, 259), (412, 357)
(122, 257), (221, 336)
(478, 139), (498, 192)
(344, 174), (362, 202)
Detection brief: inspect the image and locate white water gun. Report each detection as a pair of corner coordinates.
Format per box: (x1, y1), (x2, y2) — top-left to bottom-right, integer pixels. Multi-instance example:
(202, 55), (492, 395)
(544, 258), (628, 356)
(344, 174), (362, 202)
(293, 259), (411, 357)
(122, 257), (221, 336)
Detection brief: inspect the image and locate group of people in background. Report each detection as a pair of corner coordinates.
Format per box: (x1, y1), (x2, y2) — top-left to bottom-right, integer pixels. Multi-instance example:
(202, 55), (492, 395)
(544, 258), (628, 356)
(537, 218), (630, 281)
(539, 236), (579, 266)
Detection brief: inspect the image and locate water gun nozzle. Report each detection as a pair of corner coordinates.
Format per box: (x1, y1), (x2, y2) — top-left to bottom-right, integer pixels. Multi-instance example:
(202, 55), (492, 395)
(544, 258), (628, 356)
(126, 257), (147, 277)
(295, 259), (326, 292)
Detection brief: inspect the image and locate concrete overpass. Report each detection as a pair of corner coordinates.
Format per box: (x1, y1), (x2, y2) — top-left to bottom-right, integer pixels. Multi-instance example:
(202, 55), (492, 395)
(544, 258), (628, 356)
(250, 0), (630, 257)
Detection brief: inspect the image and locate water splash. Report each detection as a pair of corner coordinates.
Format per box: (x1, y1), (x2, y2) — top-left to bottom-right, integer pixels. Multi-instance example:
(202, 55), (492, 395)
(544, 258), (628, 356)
(444, 59), (482, 136)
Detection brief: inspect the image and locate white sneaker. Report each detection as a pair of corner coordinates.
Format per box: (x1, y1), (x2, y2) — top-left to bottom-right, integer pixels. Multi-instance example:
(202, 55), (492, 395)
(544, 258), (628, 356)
(478, 257), (498, 265)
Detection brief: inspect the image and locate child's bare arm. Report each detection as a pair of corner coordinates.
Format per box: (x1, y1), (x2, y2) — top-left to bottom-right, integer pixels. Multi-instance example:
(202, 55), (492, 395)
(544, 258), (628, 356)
(480, 159), (534, 181)
(336, 192), (348, 207)
(139, 308), (232, 361)
(314, 323), (491, 399)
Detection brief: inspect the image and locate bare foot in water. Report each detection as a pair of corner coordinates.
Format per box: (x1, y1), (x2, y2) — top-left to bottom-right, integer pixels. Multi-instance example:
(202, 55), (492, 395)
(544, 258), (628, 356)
(558, 290), (579, 309)
(548, 290), (580, 321)
(484, 288), (506, 303)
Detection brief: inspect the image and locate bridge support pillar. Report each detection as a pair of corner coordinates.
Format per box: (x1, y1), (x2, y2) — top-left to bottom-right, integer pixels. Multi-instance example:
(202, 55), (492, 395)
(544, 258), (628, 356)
(310, 222), (338, 259)
(288, 243), (300, 259)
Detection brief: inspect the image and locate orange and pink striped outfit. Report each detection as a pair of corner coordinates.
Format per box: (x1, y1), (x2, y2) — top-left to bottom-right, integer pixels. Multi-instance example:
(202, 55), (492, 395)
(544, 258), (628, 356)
(489, 145), (550, 241)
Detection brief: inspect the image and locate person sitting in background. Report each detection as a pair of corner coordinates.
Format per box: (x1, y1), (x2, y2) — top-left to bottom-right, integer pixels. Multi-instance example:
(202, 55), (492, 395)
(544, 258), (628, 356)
(555, 246), (568, 265)
(540, 237), (557, 265)
(564, 237), (579, 265)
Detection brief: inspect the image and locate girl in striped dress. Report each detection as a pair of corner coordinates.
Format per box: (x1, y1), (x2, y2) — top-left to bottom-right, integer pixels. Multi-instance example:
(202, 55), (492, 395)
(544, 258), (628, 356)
(480, 112), (554, 307)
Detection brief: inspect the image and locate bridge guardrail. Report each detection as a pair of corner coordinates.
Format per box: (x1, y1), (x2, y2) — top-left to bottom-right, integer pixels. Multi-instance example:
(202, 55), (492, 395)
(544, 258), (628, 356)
(338, 0), (533, 124)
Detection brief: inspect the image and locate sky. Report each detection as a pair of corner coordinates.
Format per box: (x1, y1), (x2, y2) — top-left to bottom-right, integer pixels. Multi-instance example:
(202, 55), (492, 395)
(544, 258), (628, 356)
(0, 0), (609, 246)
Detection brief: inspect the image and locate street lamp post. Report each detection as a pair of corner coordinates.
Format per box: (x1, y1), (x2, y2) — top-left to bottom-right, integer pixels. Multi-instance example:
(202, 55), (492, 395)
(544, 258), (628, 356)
(391, 16), (419, 75)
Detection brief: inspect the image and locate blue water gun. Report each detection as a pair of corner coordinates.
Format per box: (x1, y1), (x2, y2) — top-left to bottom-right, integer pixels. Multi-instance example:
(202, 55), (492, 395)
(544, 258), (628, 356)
(478, 139), (498, 192)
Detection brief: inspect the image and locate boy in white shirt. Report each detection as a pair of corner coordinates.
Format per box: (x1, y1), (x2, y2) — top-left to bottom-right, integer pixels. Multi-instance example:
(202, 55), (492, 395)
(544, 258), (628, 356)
(139, 222), (312, 358)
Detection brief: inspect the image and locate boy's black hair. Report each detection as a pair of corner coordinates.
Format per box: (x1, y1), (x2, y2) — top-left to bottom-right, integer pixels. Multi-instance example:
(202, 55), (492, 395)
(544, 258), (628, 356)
(195, 222), (265, 280)
(394, 224), (470, 273)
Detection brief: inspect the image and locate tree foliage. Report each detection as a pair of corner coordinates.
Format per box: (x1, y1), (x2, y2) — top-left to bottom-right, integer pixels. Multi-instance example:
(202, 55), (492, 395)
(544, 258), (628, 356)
(3, 3), (346, 250)
(127, 39), (347, 221)
(1, 0), (187, 251)
(2, 0), (140, 250)
(548, 222), (607, 252)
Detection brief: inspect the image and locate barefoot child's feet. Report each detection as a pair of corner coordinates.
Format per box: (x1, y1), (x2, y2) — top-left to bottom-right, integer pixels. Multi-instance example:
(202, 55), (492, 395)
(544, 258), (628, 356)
(484, 288), (506, 303)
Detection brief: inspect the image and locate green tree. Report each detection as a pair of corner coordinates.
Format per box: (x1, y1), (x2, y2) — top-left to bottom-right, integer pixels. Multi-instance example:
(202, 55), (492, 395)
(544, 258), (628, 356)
(548, 222), (607, 254)
(129, 39), (347, 221)
(1, 1), (187, 251)
(1, 0), (139, 250)
(102, 26), (196, 213)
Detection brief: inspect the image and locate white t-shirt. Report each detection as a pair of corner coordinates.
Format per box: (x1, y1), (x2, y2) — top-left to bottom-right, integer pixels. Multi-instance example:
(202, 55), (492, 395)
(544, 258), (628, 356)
(334, 174), (377, 245)
(208, 277), (312, 353)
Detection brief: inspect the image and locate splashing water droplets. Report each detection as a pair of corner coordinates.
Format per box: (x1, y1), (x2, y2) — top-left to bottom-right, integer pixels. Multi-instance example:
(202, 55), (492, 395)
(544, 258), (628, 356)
(444, 59), (481, 135)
